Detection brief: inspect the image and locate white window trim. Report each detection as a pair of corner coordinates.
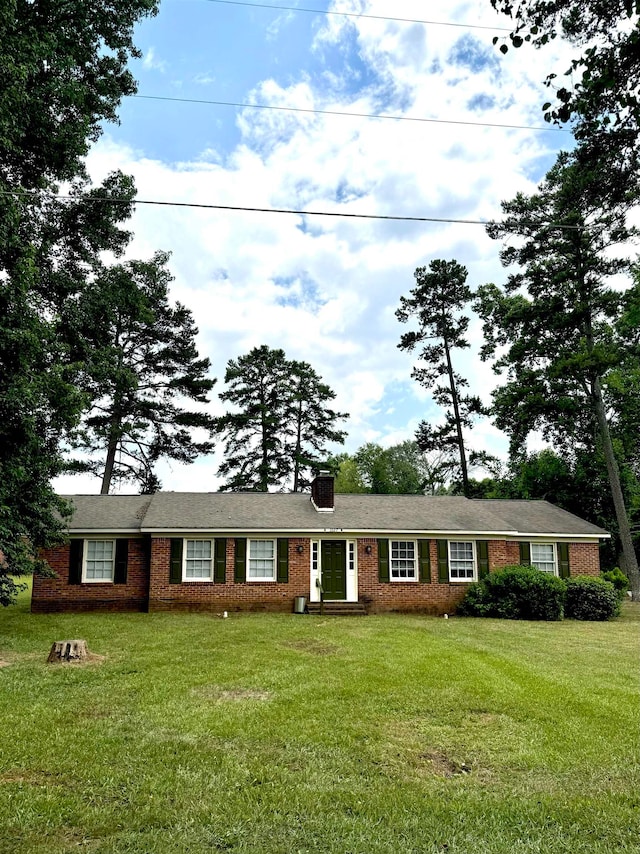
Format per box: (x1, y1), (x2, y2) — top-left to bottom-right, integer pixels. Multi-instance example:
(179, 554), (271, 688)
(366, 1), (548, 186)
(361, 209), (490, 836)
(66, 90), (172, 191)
(448, 540), (477, 583)
(530, 542), (558, 576)
(247, 538), (277, 582)
(389, 538), (418, 583)
(82, 538), (115, 583)
(183, 538), (214, 582)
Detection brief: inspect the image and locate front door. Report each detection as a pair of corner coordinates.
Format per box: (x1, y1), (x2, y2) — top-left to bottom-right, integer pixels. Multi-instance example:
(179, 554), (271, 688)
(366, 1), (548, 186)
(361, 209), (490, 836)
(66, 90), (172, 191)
(321, 540), (346, 600)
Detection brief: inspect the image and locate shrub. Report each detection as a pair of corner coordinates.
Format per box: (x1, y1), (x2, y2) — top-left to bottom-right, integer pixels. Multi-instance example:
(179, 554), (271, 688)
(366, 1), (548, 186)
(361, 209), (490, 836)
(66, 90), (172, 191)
(601, 567), (629, 599)
(458, 565), (565, 621)
(565, 576), (620, 621)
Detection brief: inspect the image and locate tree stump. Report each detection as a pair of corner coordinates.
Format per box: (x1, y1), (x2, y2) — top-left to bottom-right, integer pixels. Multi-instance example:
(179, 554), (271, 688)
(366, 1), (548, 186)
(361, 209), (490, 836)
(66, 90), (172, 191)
(47, 639), (89, 663)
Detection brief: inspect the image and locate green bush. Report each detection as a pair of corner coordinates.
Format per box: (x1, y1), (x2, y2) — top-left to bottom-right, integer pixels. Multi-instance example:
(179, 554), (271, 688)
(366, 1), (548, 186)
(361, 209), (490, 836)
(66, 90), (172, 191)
(601, 567), (629, 599)
(565, 576), (620, 621)
(458, 565), (565, 621)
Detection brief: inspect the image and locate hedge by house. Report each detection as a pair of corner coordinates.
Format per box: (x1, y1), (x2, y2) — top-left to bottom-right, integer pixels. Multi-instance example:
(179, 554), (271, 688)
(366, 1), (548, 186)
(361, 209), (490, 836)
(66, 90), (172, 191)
(458, 565), (621, 621)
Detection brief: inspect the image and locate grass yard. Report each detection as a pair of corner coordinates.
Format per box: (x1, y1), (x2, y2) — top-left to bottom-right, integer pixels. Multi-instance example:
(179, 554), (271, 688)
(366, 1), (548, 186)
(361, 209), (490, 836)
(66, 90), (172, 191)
(1, 584), (639, 854)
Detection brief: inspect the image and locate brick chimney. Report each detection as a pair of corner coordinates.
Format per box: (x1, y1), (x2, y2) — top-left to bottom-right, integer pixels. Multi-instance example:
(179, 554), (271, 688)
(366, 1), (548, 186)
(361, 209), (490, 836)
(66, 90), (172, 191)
(311, 470), (335, 511)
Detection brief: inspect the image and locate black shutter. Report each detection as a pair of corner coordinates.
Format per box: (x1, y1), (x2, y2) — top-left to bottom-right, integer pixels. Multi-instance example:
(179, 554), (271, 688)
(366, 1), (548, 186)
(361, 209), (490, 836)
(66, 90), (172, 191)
(69, 539), (83, 585)
(477, 540), (489, 580)
(377, 539), (389, 583)
(214, 538), (227, 583)
(234, 538), (246, 583)
(418, 539), (431, 583)
(437, 540), (449, 583)
(114, 539), (128, 585)
(169, 538), (183, 584)
(277, 538), (289, 583)
(519, 542), (531, 566)
(558, 542), (570, 578)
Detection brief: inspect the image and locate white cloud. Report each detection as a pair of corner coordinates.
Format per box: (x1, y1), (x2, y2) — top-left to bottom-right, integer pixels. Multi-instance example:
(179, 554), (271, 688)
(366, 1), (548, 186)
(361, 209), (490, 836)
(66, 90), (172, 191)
(57, 0), (582, 494)
(141, 46), (166, 72)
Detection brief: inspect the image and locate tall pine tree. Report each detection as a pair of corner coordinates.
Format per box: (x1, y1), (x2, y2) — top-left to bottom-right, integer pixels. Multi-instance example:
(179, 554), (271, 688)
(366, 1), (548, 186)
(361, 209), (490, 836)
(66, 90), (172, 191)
(67, 253), (216, 493)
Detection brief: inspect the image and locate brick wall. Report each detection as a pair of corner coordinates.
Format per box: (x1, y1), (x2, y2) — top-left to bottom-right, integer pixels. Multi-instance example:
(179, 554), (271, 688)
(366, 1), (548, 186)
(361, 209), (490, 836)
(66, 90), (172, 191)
(148, 537), (311, 612)
(32, 538), (150, 613)
(359, 539), (467, 616)
(33, 534), (602, 614)
(568, 542), (600, 577)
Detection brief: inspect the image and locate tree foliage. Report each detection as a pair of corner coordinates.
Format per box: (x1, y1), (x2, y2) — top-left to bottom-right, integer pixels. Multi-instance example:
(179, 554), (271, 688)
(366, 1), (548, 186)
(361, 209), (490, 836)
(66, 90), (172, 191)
(490, 1), (639, 144)
(67, 252), (216, 494)
(216, 346), (347, 492)
(476, 147), (640, 595)
(0, 0), (158, 601)
(397, 259), (485, 497)
(330, 441), (438, 495)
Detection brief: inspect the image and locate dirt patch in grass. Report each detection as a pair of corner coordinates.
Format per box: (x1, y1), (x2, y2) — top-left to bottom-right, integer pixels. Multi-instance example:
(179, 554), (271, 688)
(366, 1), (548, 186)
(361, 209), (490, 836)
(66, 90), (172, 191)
(0, 659), (10, 667)
(192, 685), (271, 701)
(283, 639), (339, 656)
(418, 750), (473, 778)
(0, 769), (73, 787)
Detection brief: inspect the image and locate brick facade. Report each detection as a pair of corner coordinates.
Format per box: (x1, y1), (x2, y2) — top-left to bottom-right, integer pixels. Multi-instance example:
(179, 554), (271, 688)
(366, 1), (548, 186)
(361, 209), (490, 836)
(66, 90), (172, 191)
(32, 538), (149, 613)
(34, 535), (603, 614)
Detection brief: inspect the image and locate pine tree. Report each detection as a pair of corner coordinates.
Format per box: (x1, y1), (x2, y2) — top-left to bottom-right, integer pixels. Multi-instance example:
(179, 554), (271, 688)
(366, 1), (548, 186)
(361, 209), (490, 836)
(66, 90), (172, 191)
(476, 147), (640, 596)
(216, 346), (347, 491)
(68, 253), (216, 493)
(397, 259), (484, 498)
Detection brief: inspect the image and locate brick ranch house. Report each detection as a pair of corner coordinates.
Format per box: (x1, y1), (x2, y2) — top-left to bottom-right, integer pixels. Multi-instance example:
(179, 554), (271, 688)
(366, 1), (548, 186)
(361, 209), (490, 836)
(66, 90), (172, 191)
(32, 473), (608, 615)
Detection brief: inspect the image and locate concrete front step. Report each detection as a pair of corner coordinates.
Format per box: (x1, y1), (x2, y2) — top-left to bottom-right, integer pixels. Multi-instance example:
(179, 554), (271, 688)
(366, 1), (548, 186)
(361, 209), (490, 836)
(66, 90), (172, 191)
(306, 602), (367, 616)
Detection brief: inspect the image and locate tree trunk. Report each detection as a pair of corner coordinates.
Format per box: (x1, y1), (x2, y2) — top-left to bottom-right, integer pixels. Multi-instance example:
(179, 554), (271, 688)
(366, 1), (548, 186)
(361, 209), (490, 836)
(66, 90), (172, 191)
(47, 639), (89, 663)
(593, 376), (640, 600)
(443, 337), (470, 497)
(101, 427), (119, 494)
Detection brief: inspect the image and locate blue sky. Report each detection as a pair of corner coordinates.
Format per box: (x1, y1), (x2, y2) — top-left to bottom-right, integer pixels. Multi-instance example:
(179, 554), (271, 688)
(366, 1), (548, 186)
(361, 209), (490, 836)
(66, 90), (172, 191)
(56, 0), (576, 493)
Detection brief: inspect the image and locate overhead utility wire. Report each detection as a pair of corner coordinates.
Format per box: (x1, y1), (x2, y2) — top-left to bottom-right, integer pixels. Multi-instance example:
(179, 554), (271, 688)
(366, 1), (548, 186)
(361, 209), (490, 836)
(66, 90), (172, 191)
(0, 188), (586, 230)
(134, 94), (567, 133)
(202, 0), (512, 31)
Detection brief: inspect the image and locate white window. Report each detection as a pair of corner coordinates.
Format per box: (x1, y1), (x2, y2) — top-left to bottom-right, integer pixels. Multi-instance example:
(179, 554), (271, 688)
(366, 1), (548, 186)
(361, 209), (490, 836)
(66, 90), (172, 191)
(311, 541), (319, 573)
(185, 539), (213, 581)
(449, 541), (475, 581)
(248, 539), (276, 581)
(531, 543), (557, 575)
(348, 541), (355, 572)
(83, 540), (115, 582)
(391, 540), (417, 581)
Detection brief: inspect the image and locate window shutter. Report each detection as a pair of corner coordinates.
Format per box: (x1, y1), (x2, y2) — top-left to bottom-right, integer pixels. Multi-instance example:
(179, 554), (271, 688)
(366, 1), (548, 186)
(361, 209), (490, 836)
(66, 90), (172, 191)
(114, 539), (128, 585)
(418, 539), (431, 583)
(558, 542), (570, 578)
(476, 540), (489, 580)
(169, 538), (183, 584)
(277, 538), (289, 583)
(437, 540), (449, 583)
(69, 539), (83, 585)
(234, 538), (246, 583)
(377, 539), (389, 583)
(519, 542), (531, 566)
(214, 538), (227, 583)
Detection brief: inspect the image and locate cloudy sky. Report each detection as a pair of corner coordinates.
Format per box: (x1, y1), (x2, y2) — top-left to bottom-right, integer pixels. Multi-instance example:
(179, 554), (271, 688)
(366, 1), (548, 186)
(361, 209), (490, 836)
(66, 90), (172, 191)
(55, 0), (577, 494)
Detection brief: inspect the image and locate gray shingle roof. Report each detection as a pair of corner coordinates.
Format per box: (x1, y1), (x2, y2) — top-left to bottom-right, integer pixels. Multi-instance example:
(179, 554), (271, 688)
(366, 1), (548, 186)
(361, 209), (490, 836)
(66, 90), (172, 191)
(60, 495), (153, 532)
(60, 492), (608, 538)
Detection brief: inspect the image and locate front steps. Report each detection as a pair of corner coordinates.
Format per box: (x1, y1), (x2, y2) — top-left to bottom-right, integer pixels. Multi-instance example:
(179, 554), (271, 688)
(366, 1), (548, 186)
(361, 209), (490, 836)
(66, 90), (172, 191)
(306, 601), (367, 616)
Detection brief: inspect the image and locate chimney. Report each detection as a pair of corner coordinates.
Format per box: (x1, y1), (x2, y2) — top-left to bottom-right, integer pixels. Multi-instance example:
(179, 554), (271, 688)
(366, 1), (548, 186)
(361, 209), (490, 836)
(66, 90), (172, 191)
(311, 470), (335, 511)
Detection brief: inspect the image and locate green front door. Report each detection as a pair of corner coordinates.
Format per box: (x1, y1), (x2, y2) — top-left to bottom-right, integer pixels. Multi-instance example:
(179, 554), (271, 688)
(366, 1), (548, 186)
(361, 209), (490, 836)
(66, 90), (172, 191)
(321, 540), (347, 600)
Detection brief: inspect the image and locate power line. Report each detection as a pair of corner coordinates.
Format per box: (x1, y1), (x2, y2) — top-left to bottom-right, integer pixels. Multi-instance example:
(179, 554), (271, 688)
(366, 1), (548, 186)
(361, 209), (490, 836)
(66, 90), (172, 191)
(201, 0), (513, 32)
(133, 93), (567, 133)
(0, 188), (585, 230)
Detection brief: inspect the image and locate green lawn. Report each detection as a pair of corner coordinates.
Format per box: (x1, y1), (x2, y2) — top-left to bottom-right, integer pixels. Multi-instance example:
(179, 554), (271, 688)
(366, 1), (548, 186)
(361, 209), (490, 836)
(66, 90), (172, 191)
(1, 584), (638, 853)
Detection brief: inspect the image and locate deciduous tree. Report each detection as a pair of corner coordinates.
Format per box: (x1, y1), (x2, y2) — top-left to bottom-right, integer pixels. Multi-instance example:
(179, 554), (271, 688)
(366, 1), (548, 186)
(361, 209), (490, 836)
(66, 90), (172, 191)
(0, 1), (158, 601)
